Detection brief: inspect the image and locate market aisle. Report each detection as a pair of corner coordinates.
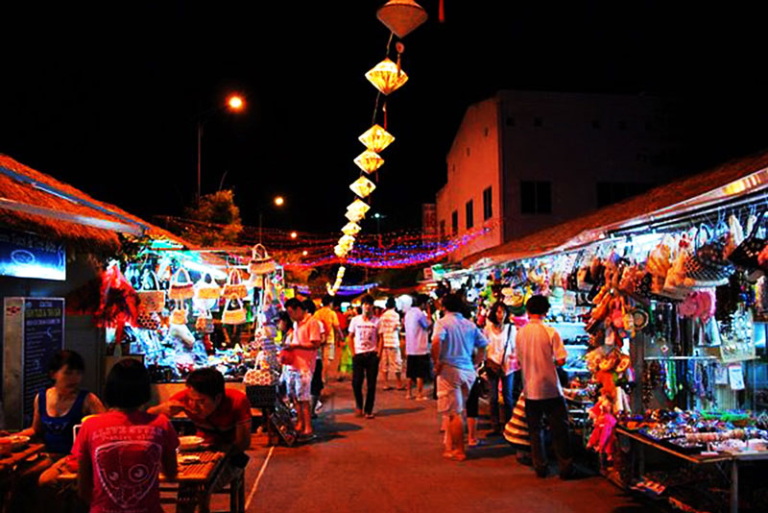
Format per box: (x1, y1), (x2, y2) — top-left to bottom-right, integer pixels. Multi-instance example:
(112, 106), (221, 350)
(246, 381), (645, 513)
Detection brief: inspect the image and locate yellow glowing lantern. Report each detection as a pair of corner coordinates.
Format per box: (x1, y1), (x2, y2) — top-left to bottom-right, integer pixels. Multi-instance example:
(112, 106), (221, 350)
(347, 199), (370, 220)
(342, 222), (361, 237)
(365, 58), (409, 95)
(377, 0), (428, 39)
(345, 210), (364, 223)
(338, 235), (355, 251)
(359, 124), (395, 153)
(354, 150), (384, 174)
(334, 245), (348, 258)
(350, 176), (377, 199)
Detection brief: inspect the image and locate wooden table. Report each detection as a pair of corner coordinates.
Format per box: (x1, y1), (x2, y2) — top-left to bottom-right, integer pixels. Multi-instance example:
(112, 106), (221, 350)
(0, 443), (45, 513)
(617, 426), (768, 513)
(60, 450), (228, 513)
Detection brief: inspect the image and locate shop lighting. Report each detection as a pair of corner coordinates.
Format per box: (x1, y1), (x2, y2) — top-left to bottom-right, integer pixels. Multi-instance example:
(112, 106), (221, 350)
(182, 260), (227, 280)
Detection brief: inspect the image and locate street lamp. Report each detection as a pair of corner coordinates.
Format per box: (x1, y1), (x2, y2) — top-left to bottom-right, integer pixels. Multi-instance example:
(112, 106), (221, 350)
(290, 231), (298, 239)
(196, 94), (246, 202)
(259, 195), (285, 245)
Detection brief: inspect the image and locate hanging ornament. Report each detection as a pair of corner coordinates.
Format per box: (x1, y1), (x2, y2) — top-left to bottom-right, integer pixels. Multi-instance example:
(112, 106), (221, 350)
(339, 234), (356, 249)
(354, 150), (385, 174)
(376, 0), (428, 39)
(350, 176), (377, 198)
(359, 124), (395, 153)
(347, 199), (371, 221)
(365, 58), (409, 95)
(334, 245), (350, 258)
(342, 222), (362, 237)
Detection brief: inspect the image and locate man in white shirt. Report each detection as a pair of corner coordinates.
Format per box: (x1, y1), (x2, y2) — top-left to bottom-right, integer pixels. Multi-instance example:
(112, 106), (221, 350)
(404, 294), (432, 400)
(378, 297), (404, 391)
(348, 295), (380, 419)
(515, 295), (573, 479)
(284, 298), (323, 440)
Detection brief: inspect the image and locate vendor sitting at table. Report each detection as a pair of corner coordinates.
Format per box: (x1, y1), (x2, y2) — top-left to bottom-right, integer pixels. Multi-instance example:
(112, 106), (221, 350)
(148, 367), (251, 502)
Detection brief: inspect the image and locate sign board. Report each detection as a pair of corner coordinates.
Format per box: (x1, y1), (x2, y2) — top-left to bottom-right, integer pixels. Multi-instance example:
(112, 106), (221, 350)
(3, 298), (65, 428)
(0, 228), (66, 280)
(422, 203), (437, 237)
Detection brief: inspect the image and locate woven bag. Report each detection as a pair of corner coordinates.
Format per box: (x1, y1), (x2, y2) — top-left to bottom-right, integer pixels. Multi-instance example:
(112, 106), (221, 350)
(223, 269), (248, 299)
(169, 268), (194, 300)
(248, 244), (277, 276)
(728, 211), (766, 271)
(170, 306), (188, 326)
(194, 272), (222, 300)
(195, 310), (214, 334)
(222, 296), (246, 325)
(137, 270), (165, 313)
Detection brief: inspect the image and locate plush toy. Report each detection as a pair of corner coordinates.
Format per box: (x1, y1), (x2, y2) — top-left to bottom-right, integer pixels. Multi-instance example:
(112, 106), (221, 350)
(587, 393), (617, 461)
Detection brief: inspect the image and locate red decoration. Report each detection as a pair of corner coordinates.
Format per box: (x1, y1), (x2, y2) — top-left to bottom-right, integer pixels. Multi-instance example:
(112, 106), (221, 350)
(93, 263), (139, 345)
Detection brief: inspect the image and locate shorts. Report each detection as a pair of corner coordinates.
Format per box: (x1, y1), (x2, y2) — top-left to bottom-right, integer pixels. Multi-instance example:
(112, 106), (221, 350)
(436, 365), (477, 415)
(286, 368), (312, 402)
(321, 342), (335, 362)
(406, 354), (430, 380)
(380, 346), (403, 373)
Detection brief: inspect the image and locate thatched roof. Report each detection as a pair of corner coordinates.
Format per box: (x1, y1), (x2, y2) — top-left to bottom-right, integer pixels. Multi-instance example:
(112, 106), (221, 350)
(466, 147), (768, 267)
(0, 154), (191, 253)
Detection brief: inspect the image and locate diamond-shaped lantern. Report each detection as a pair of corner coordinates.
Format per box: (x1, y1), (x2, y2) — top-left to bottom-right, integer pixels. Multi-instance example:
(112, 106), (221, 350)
(347, 199), (370, 221)
(365, 58), (408, 95)
(359, 124), (395, 153)
(354, 150), (384, 174)
(342, 222), (361, 237)
(350, 176), (377, 199)
(377, 0), (428, 39)
(339, 235), (356, 250)
(334, 245), (349, 258)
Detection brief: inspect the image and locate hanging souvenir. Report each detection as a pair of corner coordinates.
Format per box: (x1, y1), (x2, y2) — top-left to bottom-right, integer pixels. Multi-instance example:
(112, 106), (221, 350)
(248, 244), (277, 276)
(194, 272), (221, 300)
(195, 310), (214, 334)
(137, 269), (165, 313)
(223, 269), (248, 299)
(137, 310), (161, 331)
(170, 302), (187, 326)
(169, 267), (194, 300)
(728, 211), (766, 272)
(222, 296), (247, 325)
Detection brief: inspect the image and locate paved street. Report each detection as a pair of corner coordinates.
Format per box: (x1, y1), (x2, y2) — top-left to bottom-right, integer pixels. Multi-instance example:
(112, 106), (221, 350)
(230, 381), (647, 513)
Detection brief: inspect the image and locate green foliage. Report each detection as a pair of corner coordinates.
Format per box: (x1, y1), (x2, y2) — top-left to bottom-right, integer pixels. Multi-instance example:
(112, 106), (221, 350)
(182, 190), (243, 246)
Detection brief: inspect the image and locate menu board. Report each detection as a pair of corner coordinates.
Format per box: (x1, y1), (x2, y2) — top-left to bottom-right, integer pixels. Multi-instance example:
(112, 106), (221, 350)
(22, 298), (64, 426)
(0, 228), (66, 281)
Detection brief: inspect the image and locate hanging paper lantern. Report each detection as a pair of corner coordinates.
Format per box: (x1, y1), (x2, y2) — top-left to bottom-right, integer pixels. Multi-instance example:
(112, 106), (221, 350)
(350, 176), (377, 198)
(342, 222), (362, 237)
(345, 209), (364, 223)
(365, 58), (409, 95)
(376, 0), (428, 39)
(334, 245), (349, 258)
(359, 124), (395, 153)
(339, 235), (356, 248)
(354, 150), (384, 174)
(347, 199), (370, 221)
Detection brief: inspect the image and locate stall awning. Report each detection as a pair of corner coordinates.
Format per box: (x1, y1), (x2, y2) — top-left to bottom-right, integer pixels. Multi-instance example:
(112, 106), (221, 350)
(465, 148), (768, 268)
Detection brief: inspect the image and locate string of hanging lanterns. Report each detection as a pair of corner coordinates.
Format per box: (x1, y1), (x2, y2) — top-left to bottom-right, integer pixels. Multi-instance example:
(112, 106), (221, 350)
(328, 0), (429, 295)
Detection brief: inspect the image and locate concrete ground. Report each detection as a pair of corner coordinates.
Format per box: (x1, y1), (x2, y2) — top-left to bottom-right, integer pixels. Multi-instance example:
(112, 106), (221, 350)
(220, 379), (649, 513)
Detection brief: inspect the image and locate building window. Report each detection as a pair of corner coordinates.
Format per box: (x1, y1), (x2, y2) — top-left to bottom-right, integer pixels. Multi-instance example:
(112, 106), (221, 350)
(534, 117), (543, 127)
(465, 200), (474, 230)
(592, 119), (601, 129)
(451, 211), (458, 235)
(452, 164), (456, 173)
(484, 127), (489, 137)
(439, 220), (446, 239)
(596, 182), (653, 208)
(506, 116), (515, 127)
(483, 186), (493, 220)
(520, 181), (552, 214)
(466, 147), (470, 157)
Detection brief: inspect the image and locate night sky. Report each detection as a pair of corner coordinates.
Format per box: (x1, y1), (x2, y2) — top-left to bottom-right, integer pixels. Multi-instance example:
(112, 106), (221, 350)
(3, 2), (768, 236)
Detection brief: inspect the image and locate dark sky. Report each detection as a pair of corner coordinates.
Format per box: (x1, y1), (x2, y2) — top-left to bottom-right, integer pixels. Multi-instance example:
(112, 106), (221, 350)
(2, 2), (768, 235)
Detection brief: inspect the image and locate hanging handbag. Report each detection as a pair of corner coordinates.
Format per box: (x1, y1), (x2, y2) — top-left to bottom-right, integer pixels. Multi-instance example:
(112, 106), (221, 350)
(194, 272), (222, 300)
(195, 310), (215, 334)
(137, 269), (166, 313)
(248, 244), (277, 276)
(169, 267), (195, 300)
(223, 269), (248, 299)
(222, 295), (247, 325)
(170, 304), (188, 326)
(728, 211), (766, 271)
(687, 224), (733, 286)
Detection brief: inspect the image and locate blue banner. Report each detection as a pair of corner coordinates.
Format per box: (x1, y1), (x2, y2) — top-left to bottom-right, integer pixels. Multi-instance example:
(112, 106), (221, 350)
(0, 229), (66, 280)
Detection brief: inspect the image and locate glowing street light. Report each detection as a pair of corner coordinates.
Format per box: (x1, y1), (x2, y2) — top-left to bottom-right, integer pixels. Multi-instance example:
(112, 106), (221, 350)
(274, 196), (285, 207)
(302, 250), (308, 256)
(290, 231), (298, 239)
(227, 95), (245, 111)
(259, 195), (286, 244)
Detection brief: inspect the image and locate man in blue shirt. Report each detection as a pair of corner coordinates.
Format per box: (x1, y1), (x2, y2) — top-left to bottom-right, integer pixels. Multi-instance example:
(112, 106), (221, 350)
(431, 293), (488, 461)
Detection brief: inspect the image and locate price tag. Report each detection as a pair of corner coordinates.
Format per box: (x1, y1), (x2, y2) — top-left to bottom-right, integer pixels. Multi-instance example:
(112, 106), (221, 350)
(728, 364), (745, 391)
(715, 365), (728, 385)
